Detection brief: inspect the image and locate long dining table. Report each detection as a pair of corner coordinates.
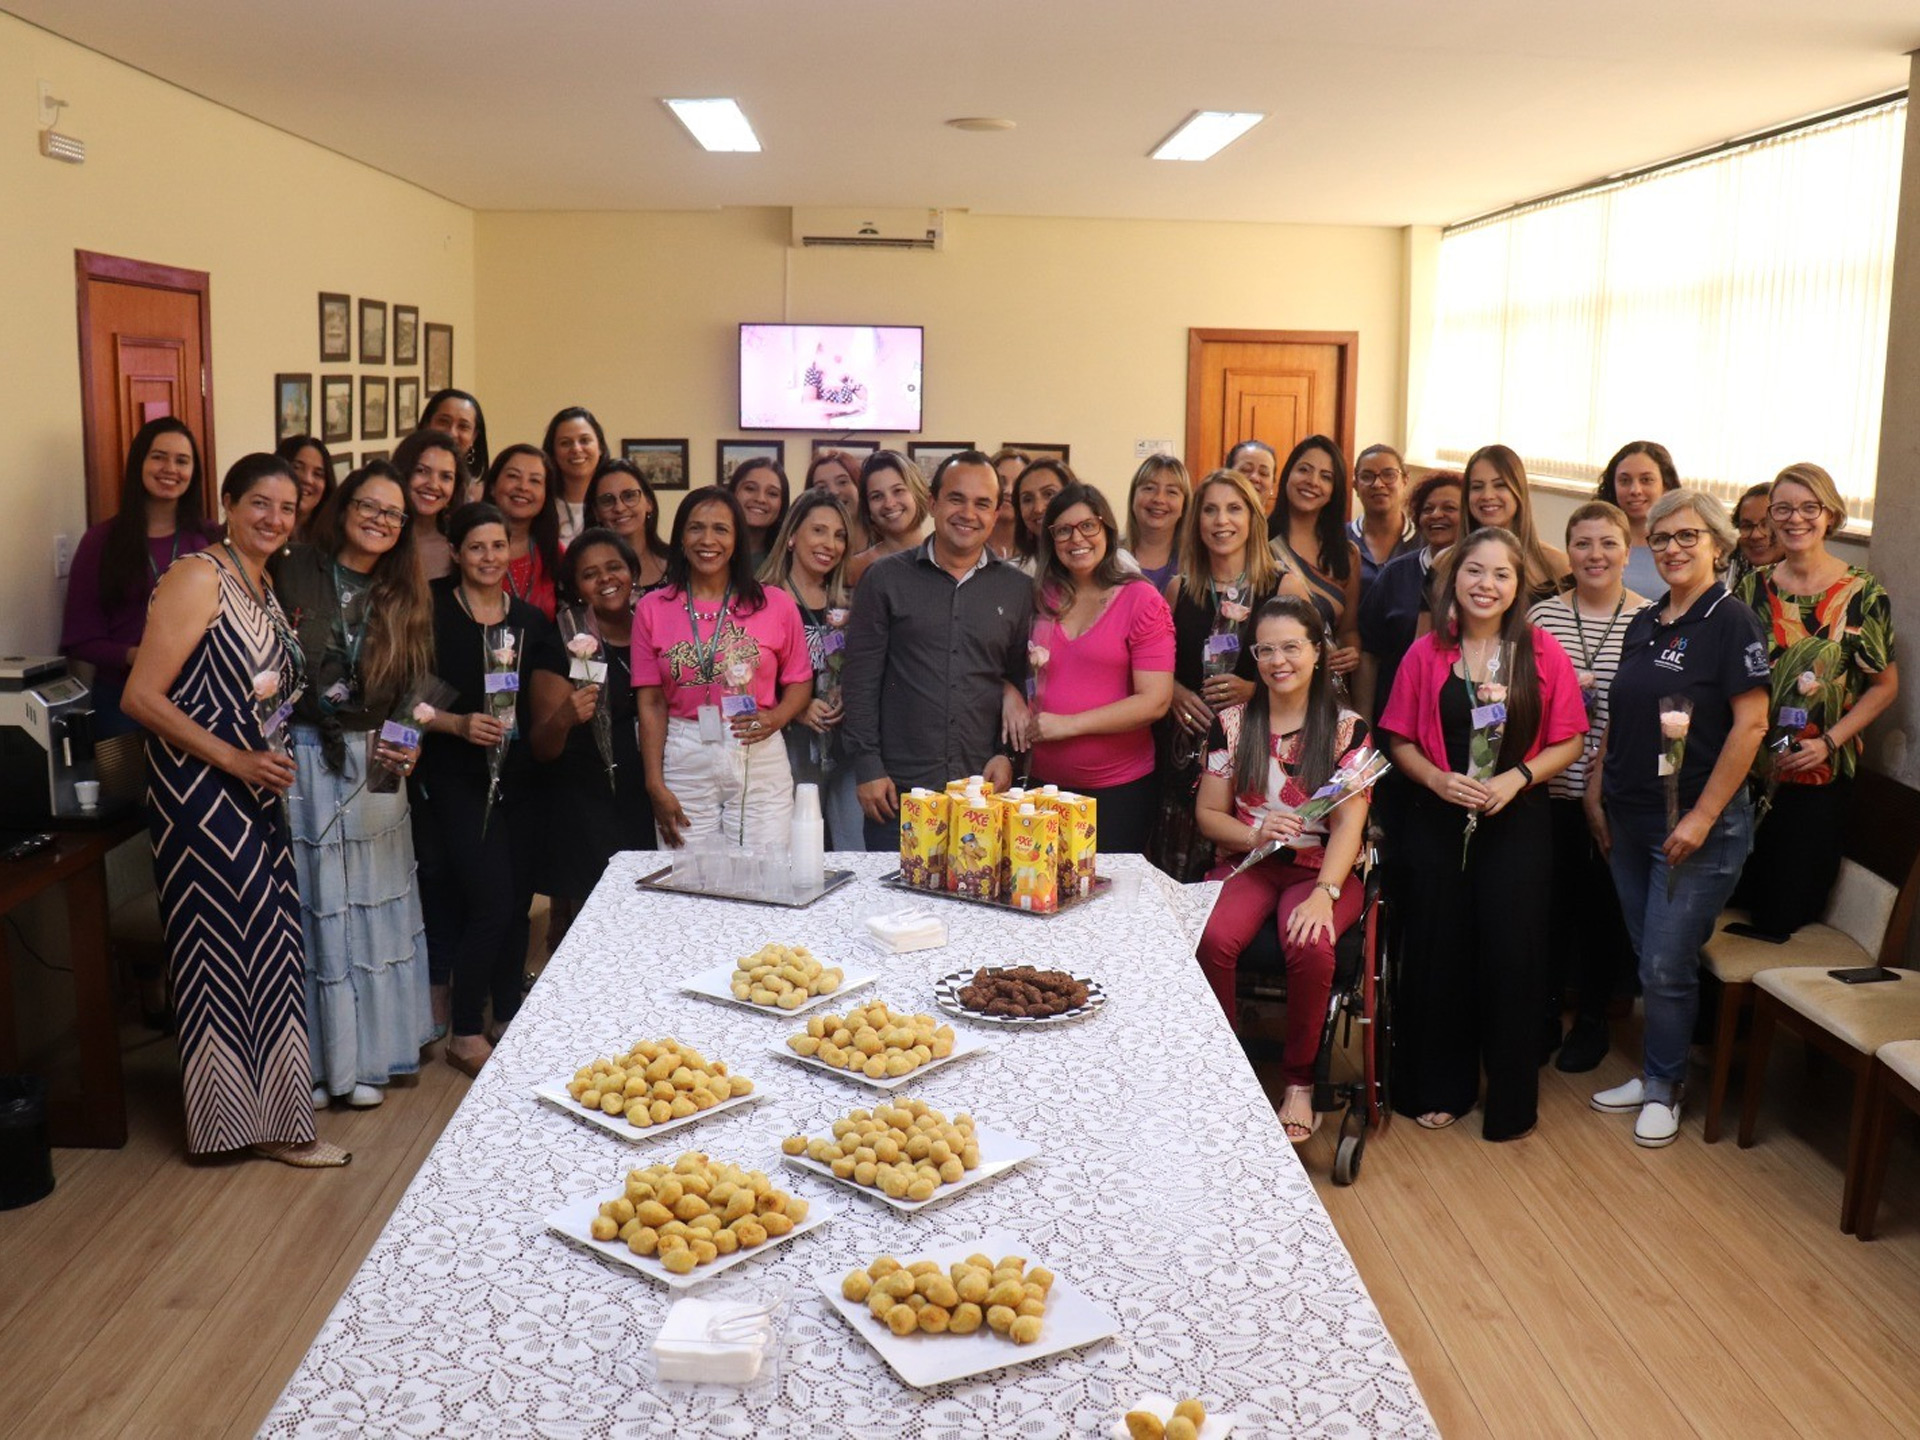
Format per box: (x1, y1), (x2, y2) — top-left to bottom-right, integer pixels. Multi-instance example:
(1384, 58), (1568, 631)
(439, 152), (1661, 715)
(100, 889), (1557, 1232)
(262, 853), (1436, 1438)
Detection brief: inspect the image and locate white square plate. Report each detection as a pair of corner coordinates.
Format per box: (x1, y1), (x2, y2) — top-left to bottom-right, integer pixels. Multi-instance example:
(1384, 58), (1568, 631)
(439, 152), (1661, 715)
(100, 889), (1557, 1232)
(546, 1191), (832, 1290)
(535, 1076), (767, 1143)
(769, 1027), (992, 1091)
(817, 1230), (1119, 1389)
(680, 958), (878, 1017)
(783, 1122), (1039, 1212)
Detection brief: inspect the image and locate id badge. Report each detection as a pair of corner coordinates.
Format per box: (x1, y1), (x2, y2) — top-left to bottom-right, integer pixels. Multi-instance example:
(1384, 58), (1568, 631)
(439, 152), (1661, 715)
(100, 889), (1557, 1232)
(1470, 702), (1508, 728)
(721, 692), (759, 720)
(1777, 706), (1808, 732)
(263, 701), (294, 737)
(379, 720), (421, 749)
(822, 629), (847, 656)
(697, 703), (725, 744)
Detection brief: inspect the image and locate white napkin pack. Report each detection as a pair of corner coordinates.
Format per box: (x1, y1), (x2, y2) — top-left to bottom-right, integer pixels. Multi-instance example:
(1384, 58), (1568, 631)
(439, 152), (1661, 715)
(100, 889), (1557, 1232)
(865, 906), (949, 954)
(652, 1296), (775, 1384)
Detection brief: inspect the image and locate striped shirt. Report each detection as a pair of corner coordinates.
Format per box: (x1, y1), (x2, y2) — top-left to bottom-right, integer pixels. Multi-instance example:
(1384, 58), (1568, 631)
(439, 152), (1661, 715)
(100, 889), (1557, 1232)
(1526, 593), (1647, 798)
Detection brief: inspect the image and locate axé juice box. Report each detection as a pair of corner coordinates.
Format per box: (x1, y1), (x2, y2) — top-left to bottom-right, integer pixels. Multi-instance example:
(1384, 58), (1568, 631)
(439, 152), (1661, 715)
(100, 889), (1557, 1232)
(947, 789), (1002, 900)
(897, 788), (950, 890)
(1008, 803), (1059, 912)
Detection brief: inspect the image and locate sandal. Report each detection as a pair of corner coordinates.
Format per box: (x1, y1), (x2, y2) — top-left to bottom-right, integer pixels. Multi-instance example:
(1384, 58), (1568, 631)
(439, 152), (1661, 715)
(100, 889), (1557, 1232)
(1280, 1085), (1319, 1145)
(1416, 1111), (1459, 1130)
(445, 1042), (491, 1080)
(250, 1139), (352, 1168)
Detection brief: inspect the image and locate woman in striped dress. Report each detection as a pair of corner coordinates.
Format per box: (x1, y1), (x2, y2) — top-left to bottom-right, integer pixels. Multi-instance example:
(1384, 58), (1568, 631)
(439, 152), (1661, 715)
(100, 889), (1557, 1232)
(124, 454), (347, 1167)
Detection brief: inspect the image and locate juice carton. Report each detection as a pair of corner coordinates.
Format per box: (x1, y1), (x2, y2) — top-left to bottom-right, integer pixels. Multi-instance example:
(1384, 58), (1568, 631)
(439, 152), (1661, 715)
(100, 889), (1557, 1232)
(945, 775), (993, 799)
(1048, 791), (1099, 898)
(1008, 803), (1059, 912)
(948, 788), (1003, 900)
(898, 788), (951, 890)
(990, 787), (1028, 897)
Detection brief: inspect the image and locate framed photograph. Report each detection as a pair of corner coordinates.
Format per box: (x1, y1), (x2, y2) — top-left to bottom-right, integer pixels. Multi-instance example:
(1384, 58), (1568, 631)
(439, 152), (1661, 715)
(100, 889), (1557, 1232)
(908, 441), (975, 481)
(716, 439), (785, 485)
(330, 453), (353, 483)
(360, 375), (390, 441)
(320, 375), (354, 444)
(424, 322), (454, 392)
(358, 299), (388, 365)
(394, 375), (421, 432)
(318, 293), (351, 362)
(1002, 442), (1070, 466)
(274, 373), (312, 441)
(813, 437), (879, 464)
(620, 438), (690, 493)
(392, 305), (419, 365)
(361, 449), (389, 465)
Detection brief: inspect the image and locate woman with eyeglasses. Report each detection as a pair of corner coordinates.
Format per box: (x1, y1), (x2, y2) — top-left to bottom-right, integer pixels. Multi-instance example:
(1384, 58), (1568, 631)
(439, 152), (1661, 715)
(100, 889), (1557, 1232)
(1728, 482), (1784, 592)
(1348, 444), (1418, 588)
(541, 406), (608, 546)
(1381, 527), (1588, 1140)
(1356, 472), (1463, 723)
(273, 463), (437, 1108)
(1463, 444), (1568, 603)
(392, 428), (467, 581)
(1194, 594), (1372, 1143)
(481, 444), (564, 620)
(1595, 441), (1680, 599)
(1587, 490), (1769, 1147)
(585, 458), (671, 597)
(1527, 501), (1649, 1072)
(1025, 484), (1176, 852)
(1729, 464), (1898, 939)
(846, 451), (931, 587)
(1149, 469), (1281, 881)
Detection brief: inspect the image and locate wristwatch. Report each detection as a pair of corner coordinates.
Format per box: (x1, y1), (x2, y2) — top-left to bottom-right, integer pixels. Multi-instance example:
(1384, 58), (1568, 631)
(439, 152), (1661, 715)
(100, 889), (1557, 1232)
(1315, 881), (1342, 902)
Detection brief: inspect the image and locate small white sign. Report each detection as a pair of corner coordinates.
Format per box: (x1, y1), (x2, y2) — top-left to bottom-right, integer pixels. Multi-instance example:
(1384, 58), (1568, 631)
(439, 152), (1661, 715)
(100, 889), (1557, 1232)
(1133, 438), (1178, 459)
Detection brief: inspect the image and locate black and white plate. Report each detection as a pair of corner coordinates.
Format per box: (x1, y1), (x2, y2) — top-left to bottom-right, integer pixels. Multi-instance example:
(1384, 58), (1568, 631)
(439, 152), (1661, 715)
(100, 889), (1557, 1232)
(933, 967), (1107, 1026)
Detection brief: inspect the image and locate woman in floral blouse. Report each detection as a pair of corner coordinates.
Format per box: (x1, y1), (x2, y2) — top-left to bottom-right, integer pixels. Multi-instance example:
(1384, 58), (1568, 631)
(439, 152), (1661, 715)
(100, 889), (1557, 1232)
(1733, 462), (1898, 937)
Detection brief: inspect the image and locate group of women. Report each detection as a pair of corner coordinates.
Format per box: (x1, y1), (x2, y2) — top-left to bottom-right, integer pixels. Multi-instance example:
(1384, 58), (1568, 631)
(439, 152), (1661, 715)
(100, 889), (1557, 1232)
(65, 396), (1897, 1167)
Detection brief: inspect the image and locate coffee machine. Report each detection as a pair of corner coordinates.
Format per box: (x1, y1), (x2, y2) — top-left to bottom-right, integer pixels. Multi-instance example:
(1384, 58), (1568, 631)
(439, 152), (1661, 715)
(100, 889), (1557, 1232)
(0, 655), (99, 824)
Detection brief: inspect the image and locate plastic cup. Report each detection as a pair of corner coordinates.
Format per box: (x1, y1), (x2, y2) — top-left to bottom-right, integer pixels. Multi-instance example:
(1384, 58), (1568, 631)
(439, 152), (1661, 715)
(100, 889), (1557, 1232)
(74, 780), (101, 810)
(1110, 869), (1143, 913)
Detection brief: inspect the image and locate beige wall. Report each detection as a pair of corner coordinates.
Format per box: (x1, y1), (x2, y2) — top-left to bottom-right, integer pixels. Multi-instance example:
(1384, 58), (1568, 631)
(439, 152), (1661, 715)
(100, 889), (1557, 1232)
(476, 207), (1408, 512)
(0, 13), (475, 657)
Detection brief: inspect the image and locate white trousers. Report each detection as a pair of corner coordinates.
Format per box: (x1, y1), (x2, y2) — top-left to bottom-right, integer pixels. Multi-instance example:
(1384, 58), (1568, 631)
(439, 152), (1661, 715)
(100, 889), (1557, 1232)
(661, 714), (796, 848)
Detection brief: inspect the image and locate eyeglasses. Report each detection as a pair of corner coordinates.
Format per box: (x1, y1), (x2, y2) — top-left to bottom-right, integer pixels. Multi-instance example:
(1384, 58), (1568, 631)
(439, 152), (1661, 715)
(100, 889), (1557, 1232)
(1647, 528), (1705, 552)
(1768, 501), (1826, 523)
(1356, 468), (1404, 487)
(1049, 518), (1104, 544)
(1736, 519), (1772, 535)
(596, 487), (647, 511)
(349, 496), (408, 529)
(1251, 641), (1315, 662)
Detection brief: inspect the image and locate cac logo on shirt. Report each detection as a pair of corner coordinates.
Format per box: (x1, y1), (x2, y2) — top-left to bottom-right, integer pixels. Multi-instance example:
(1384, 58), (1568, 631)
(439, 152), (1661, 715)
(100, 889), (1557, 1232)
(1744, 641), (1771, 680)
(1655, 635), (1689, 673)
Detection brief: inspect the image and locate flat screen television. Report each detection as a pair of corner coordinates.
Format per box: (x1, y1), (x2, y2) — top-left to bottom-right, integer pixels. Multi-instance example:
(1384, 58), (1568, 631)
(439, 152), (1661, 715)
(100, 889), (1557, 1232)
(739, 323), (923, 432)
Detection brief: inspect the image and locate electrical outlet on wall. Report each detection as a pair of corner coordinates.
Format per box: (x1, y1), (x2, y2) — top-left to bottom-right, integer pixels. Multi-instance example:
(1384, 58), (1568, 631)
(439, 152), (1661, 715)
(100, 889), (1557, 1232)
(53, 533), (72, 579)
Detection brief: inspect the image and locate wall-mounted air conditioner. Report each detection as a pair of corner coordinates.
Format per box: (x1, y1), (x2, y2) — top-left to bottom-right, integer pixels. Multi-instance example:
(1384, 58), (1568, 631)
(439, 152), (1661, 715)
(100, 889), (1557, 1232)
(790, 208), (946, 252)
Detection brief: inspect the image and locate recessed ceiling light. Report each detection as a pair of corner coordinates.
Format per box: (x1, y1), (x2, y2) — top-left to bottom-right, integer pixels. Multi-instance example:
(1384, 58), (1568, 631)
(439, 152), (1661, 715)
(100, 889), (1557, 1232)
(945, 117), (1016, 133)
(664, 98), (761, 153)
(1150, 111), (1264, 162)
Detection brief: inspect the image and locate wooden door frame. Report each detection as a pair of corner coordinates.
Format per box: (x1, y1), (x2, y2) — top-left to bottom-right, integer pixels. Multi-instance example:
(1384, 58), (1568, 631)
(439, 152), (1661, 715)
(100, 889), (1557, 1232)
(1185, 327), (1359, 470)
(74, 249), (216, 522)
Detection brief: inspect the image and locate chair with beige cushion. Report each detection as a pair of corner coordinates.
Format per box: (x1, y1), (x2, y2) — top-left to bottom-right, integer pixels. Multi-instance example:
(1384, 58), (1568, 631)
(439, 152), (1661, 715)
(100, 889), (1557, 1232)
(1737, 968), (1920, 1231)
(1700, 770), (1920, 1143)
(1852, 1039), (1920, 1241)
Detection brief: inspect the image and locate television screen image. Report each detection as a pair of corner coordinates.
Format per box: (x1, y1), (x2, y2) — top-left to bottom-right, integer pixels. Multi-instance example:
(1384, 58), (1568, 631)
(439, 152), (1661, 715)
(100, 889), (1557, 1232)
(740, 323), (922, 432)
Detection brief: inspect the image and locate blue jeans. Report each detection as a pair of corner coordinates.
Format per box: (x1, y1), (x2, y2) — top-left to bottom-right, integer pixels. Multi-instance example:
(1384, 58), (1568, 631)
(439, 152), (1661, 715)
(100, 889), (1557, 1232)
(1606, 793), (1754, 1104)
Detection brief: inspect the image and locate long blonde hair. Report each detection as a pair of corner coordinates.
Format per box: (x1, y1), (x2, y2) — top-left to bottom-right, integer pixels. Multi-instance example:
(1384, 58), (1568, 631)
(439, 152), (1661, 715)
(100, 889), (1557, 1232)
(1175, 469), (1279, 599)
(758, 489), (853, 608)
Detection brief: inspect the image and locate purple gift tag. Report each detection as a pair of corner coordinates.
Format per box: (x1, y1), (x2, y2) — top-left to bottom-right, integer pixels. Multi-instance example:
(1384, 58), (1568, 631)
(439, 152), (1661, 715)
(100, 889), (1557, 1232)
(1777, 706), (1808, 731)
(1206, 633), (1241, 656)
(822, 630), (847, 655)
(263, 700), (294, 736)
(484, 671), (520, 695)
(380, 720), (421, 748)
(1470, 702), (1507, 729)
(721, 692), (759, 718)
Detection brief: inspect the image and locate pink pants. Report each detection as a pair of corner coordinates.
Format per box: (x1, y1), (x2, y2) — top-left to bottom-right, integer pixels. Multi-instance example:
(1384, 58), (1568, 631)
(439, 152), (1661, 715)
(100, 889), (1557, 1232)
(1196, 855), (1362, 1086)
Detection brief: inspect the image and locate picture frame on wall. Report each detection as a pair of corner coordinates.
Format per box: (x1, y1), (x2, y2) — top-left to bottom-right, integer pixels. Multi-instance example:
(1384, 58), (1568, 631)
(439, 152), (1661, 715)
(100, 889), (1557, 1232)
(361, 449), (389, 465)
(320, 375), (354, 443)
(392, 305), (419, 365)
(813, 437), (879, 464)
(621, 438), (690, 492)
(716, 439), (785, 485)
(360, 375), (390, 441)
(358, 299), (388, 365)
(424, 322), (454, 392)
(330, 453), (353, 484)
(275, 373), (313, 441)
(907, 441), (975, 480)
(394, 376), (421, 433)
(318, 293), (351, 362)
(1002, 442), (1070, 466)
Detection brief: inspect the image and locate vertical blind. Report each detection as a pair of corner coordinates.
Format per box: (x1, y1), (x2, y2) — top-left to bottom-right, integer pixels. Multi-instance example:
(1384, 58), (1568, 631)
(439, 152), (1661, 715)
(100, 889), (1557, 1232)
(1412, 97), (1906, 524)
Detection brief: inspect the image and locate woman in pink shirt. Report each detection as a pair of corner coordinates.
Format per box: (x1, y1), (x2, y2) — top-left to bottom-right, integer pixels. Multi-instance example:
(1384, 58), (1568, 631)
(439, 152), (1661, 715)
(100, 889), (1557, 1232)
(633, 486), (813, 849)
(1027, 484), (1175, 851)
(1378, 527), (1588, 1140)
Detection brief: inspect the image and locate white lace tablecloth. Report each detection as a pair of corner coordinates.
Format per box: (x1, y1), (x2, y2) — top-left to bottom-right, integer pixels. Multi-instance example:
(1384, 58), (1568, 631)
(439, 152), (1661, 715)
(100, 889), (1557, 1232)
(263, 855), (1434, 1438)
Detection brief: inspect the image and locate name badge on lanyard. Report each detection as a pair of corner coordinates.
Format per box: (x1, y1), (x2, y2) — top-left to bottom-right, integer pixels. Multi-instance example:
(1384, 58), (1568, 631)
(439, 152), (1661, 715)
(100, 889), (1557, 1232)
(1777, 706), (1808, 732)
(697, 704), (725, 744)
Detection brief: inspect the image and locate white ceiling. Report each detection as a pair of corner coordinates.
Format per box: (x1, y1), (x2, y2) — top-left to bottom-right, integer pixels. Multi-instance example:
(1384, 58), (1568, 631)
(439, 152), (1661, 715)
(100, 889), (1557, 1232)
(12, 1), (1918, 225)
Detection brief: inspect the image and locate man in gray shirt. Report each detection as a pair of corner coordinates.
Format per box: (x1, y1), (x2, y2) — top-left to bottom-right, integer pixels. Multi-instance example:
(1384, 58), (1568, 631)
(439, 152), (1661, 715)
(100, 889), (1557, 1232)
(841, 450), (1032, 850)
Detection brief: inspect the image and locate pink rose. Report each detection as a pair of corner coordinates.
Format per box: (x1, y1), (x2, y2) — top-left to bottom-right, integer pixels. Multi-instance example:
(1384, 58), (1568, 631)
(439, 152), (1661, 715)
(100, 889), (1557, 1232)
(491, 645), (517, 668)
(252, 670), (280, 701)
(1219, 601), (1251, 623)
(412, 703), (437, 725)
(1660, 710), (1691, 740)
(1576, 670), (1597, 691)
(1481, 684), (1508, 705)
(1795, 670), (1818, 696)
(565, 633), (600, 659)
(1028, 642), (1052, 670)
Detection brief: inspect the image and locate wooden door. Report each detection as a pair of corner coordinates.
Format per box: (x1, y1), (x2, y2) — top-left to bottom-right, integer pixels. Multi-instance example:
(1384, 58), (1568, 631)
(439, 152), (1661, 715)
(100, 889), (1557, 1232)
(75, 252), (215, 525)
(1186, 328), (1357, 488)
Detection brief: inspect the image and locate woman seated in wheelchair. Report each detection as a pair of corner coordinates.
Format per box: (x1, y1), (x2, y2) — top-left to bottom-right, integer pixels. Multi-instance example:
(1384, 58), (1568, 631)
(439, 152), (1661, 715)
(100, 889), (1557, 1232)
(1194, 594), (1372, 1144)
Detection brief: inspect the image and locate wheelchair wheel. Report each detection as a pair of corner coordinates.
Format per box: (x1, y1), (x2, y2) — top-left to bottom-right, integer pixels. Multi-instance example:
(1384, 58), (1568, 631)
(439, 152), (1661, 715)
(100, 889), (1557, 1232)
(1333, 1131), (1365, 1186)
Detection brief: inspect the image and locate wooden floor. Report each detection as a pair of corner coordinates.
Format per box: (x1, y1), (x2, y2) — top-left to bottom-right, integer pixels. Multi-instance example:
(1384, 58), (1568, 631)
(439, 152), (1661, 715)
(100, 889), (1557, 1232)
(2, 1006), (1917, 1438)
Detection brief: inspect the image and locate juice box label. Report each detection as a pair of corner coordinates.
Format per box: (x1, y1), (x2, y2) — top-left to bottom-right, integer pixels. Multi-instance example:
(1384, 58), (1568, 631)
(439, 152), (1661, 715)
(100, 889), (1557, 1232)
(898, 792), (951, 890)
(948, 797), (1002, 900)
(1008, 809), (1059, 913)
(1050, 792), (1098, 897)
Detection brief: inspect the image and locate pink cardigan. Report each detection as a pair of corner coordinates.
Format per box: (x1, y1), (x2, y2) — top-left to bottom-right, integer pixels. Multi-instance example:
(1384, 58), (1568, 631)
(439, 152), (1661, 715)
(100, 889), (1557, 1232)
(1378, 627), (1588, 772)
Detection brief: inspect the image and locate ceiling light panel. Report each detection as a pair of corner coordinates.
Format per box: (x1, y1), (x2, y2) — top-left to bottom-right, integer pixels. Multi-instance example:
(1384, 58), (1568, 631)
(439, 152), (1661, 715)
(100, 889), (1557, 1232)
(1150, 111), (1264, 162)
(665, 98), (762, 153)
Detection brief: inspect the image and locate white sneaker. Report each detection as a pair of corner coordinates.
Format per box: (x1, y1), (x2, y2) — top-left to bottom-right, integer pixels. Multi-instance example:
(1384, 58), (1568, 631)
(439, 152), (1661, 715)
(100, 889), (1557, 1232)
(1635, 1099), (1682, 1148)
(312, 1085), (330, 1110)
(347, 1084), (385, 1109)
(1591, 1076), (1645, 1113)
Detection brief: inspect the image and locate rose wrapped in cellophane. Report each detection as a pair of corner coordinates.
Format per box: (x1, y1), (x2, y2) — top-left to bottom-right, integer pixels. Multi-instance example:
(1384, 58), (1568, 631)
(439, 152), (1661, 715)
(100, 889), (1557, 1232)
(1459, 643), (1512, 869)
(1229, 747), (1393, 877)
(1658, 695), (1693, 897)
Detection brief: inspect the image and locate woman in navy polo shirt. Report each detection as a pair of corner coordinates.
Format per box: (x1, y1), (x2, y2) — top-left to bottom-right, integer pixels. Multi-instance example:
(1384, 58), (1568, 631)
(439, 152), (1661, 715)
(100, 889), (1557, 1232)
(1587, 489), (1769, 1148)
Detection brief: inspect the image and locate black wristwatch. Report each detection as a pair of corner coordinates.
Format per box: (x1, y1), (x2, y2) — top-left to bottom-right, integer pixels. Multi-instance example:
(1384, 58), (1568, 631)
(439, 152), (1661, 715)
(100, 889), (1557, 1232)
(1516, 760), (1535, 787)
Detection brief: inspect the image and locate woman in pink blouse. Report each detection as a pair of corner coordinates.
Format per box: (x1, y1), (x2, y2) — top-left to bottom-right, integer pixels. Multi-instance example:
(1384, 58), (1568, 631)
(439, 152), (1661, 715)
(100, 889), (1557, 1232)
(1194, 594), (1372, 1143)
(1026, 484), (1175, 851)
(1378, 528), (1588, 1140)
